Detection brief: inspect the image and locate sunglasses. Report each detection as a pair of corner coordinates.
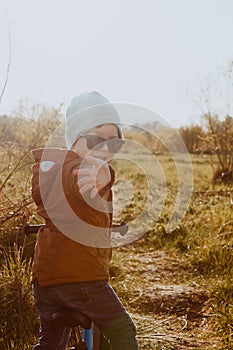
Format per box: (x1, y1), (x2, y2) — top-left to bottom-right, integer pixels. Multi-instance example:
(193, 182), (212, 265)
(79, 133), (125, 153)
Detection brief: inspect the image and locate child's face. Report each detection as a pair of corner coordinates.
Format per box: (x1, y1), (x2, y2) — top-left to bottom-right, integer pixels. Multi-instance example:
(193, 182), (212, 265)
(73, 124), (121, 161)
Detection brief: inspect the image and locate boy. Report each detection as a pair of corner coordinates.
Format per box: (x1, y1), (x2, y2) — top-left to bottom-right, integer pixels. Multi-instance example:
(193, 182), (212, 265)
(31, 91), (138, 349)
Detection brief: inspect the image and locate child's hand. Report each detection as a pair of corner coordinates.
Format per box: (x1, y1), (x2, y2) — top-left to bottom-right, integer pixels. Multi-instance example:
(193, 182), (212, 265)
(73, 156), (111, 199)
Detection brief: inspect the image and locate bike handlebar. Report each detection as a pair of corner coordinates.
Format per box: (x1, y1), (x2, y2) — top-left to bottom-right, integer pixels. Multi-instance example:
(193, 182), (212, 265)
(23, 221), (128, 237)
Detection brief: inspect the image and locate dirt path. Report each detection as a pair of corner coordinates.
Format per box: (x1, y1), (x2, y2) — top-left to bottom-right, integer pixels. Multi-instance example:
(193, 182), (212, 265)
(112, 249), (219, 350)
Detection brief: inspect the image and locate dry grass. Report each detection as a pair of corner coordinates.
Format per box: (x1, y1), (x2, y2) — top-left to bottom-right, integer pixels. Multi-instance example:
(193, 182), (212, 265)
(0, 148), (233, 349)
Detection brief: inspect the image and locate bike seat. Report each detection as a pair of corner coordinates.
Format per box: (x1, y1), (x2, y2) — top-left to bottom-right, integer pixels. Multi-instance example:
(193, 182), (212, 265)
(51, 310), (92, 330)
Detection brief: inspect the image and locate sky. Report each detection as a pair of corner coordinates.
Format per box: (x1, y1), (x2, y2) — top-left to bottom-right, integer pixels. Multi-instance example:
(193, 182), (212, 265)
(0, 0), (233, 127)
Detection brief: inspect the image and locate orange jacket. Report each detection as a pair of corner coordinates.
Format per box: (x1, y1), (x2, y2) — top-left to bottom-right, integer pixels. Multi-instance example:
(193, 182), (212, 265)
(31, 148), (114, 286)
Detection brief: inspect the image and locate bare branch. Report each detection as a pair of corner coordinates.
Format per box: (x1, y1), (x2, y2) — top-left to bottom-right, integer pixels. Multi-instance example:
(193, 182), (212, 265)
(0, 16), (12, 105)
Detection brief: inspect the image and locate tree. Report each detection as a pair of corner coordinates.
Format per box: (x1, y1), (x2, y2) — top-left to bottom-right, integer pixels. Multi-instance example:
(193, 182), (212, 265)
(179, 125), (204, 153)
(200, 114), (233, 183)
(189, 61), (233, 183)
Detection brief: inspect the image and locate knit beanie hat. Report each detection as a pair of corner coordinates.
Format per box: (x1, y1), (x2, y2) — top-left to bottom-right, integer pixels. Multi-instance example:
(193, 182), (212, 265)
(65, 91), (122, 149)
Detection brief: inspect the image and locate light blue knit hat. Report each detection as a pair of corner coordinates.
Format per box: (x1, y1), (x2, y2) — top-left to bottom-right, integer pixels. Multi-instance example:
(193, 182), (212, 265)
(65, 91), (122, 149)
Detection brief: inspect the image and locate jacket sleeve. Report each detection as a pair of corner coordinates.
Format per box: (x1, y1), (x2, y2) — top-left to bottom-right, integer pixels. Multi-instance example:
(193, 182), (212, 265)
(98, 165), (115, 197)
